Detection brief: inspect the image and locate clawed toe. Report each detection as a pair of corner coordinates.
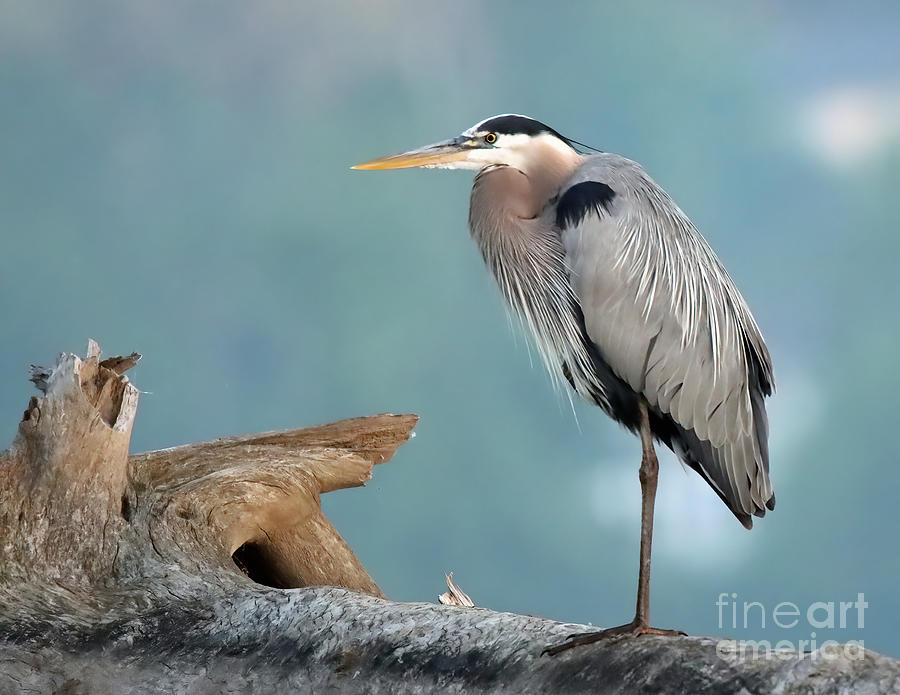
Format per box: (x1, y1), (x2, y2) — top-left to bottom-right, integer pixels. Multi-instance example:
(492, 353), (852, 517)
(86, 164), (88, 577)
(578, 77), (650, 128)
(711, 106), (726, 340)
(543, 621), (686, 656)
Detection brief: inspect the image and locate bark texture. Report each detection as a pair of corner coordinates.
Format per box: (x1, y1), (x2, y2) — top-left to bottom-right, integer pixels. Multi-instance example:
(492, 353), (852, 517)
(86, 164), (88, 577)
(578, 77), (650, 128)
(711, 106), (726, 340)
(0, 342), (897, 694)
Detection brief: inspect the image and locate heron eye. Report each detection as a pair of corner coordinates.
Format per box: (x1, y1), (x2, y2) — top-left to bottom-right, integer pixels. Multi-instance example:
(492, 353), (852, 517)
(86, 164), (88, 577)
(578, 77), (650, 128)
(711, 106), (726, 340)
(484, 132), (497, 144)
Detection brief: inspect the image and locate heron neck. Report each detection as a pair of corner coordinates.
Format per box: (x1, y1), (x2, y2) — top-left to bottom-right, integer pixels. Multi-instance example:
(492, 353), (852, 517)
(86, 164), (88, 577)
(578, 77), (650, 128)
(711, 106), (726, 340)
(520, 145), (583, 216)
(470, 167), (580, 232)
(472, 147), (582, 222)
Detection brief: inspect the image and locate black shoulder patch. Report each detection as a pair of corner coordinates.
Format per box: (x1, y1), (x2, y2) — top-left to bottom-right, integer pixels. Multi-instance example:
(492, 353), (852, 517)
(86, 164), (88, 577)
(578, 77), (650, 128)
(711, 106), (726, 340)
(478, 115), (562, 139)
(555, 181), (616, 228)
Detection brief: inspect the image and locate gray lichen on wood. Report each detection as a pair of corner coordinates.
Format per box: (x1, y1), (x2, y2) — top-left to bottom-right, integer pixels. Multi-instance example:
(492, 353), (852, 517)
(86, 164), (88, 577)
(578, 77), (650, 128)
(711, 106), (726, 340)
(0, 341), (898, 694)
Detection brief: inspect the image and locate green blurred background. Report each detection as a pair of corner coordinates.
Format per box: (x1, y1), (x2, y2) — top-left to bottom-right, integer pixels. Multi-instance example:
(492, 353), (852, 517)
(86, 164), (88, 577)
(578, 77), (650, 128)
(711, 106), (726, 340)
(2, 1), (898, 657)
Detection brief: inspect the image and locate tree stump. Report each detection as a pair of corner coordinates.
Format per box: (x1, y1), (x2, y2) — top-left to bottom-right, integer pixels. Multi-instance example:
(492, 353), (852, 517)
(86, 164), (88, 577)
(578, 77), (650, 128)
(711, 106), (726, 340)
(0, 342), (897, 694)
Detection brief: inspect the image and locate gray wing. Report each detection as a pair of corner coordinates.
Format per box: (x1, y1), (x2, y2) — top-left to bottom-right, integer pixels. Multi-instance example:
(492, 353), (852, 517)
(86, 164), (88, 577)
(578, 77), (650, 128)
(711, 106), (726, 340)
(557, 154), (775, 526)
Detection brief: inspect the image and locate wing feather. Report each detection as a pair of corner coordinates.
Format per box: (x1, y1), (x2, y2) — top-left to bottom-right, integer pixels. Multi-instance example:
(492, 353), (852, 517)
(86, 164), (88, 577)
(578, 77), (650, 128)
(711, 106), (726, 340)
(557, 154), (774, 523)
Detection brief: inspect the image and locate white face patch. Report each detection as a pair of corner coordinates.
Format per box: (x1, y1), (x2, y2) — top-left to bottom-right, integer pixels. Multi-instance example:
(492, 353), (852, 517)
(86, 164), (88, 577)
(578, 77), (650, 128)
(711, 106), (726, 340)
(454, 132), (576, 173)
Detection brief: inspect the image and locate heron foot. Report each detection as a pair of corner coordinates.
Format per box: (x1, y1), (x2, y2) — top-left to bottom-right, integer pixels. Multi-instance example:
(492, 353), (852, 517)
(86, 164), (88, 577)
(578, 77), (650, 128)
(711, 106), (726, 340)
(542, 619), (686, 656)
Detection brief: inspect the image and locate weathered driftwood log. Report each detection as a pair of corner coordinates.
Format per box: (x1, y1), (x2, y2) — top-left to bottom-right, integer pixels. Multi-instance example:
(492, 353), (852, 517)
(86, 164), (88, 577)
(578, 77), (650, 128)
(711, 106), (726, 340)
(1, 340), (410, 597)
(0, 342), (898, 694)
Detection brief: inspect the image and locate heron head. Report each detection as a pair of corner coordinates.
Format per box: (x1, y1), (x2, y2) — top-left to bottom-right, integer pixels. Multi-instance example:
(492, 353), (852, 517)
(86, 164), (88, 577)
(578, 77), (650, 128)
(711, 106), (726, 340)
(352, 114), (579, 174)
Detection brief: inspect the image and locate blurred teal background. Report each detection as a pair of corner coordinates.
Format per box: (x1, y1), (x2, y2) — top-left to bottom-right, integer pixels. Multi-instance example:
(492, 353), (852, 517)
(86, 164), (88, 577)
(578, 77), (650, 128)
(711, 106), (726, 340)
(2, 1), (898, 657)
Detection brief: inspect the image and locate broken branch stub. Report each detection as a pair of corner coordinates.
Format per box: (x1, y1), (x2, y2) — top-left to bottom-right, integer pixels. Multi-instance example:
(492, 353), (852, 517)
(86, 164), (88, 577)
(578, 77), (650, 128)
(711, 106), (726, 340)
(0, 340), (139, 584)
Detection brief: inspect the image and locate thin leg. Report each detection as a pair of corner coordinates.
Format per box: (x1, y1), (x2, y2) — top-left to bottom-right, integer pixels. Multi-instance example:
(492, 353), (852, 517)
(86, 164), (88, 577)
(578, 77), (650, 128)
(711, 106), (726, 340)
(544, 401), (685, 656)
(634, 398), (658, 625)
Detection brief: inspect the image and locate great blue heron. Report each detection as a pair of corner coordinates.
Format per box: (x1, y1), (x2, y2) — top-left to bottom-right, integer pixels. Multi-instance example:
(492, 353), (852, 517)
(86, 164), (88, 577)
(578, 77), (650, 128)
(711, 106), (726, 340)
(353, 114), (774, 652)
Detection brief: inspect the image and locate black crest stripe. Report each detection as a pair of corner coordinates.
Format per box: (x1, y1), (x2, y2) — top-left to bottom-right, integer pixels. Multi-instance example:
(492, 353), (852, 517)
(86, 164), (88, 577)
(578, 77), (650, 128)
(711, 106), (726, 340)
(478, 115), (563, 138)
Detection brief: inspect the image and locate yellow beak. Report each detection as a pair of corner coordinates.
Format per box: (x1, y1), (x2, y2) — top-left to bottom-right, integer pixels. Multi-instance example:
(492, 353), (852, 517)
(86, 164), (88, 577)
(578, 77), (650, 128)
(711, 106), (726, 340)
(351, 138), (470, 170)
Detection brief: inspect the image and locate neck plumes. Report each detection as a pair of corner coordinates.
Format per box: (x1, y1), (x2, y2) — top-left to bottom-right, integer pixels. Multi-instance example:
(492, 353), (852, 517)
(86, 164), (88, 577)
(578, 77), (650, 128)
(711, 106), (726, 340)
(467, 146), (602, 402)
